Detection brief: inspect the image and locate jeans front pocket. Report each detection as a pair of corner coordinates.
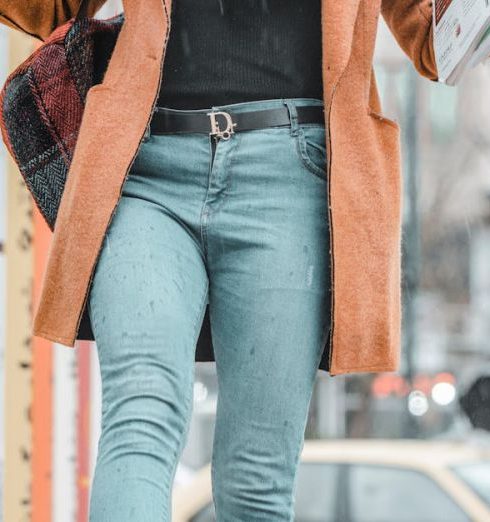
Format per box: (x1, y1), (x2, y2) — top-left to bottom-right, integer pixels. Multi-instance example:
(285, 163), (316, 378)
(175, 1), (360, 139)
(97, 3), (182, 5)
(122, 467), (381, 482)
(293, 124), (328, 181)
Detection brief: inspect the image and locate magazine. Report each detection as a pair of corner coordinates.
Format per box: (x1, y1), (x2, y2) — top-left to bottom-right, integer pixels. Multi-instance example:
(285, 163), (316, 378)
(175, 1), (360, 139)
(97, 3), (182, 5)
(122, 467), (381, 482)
(433, 0), (490, 85)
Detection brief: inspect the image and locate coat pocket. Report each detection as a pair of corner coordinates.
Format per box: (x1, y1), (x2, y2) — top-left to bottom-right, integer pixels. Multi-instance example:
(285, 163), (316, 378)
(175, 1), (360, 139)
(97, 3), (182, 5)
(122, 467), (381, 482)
(367, 107), (401, 132)
(365, 106), (403, 248)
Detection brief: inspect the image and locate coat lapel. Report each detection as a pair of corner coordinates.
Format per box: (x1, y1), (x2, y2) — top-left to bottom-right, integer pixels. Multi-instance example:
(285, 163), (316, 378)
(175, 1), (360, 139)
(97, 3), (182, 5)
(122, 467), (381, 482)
(321, 0), (362, 105)
(101, 0), (171, 88)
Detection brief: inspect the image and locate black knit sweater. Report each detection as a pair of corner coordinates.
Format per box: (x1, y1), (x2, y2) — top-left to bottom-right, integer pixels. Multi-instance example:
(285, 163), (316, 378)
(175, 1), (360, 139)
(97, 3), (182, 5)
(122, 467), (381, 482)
(156, 0), (323, 109)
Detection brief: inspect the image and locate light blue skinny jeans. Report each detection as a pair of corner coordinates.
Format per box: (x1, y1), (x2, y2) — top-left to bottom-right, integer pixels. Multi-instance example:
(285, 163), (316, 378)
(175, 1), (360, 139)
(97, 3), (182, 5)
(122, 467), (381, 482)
(87, 97), (331, 521)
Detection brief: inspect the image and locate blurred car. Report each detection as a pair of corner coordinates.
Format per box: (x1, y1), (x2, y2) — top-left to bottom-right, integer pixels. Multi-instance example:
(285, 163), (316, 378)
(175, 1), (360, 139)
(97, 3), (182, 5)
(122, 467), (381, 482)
(171, 438), (490, 522)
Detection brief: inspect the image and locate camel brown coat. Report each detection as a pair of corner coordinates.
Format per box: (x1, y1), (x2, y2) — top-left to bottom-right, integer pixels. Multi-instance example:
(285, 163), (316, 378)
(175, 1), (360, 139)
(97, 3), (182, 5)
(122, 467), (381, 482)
(0, 0), (438, 376)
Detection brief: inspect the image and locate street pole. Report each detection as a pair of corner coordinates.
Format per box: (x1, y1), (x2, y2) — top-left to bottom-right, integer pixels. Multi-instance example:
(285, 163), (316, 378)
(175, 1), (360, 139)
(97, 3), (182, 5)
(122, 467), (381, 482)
(401, 68), (422, 437)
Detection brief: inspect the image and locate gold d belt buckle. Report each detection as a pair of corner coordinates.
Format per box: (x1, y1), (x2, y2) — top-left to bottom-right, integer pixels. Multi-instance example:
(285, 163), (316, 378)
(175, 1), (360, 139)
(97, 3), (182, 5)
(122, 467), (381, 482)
(207, 110), (237, 140)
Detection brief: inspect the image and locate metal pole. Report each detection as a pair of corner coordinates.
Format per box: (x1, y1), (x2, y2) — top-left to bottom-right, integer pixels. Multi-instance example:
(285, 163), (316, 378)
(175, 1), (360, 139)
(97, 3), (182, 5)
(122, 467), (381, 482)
(401, 68), (422, 437)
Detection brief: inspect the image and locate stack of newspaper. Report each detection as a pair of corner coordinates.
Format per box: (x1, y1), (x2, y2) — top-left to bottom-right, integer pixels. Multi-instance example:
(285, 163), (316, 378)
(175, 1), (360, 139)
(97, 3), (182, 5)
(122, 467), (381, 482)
(433, 0), (490, 85)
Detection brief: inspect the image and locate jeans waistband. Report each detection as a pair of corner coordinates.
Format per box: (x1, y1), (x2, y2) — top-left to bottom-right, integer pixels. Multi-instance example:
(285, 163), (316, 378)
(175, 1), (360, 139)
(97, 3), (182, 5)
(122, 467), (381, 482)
(154, 97), (324, 115)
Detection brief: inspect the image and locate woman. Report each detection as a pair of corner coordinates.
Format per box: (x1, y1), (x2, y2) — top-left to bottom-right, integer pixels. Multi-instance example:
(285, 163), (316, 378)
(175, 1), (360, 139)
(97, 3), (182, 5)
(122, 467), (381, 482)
(0, 0), (438, 520)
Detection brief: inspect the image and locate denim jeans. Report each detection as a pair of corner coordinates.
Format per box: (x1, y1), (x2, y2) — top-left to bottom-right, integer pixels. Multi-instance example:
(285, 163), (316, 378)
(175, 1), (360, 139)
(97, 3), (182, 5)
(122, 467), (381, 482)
(87, 97), (331, 521)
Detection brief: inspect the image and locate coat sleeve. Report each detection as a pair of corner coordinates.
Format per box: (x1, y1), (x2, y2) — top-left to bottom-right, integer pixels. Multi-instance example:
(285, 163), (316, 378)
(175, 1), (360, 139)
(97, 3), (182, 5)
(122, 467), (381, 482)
(0, 0), (107, 41)
(381, 0), (438, 81)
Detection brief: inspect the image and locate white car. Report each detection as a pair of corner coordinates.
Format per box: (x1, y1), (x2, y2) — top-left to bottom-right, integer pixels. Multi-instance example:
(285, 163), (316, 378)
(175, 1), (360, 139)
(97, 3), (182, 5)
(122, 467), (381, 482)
(172, 439), (490, 522)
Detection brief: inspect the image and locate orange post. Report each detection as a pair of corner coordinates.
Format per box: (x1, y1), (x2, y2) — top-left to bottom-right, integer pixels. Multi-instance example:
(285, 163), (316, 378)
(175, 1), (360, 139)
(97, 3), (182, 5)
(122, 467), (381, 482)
(77, 341), (92, 522)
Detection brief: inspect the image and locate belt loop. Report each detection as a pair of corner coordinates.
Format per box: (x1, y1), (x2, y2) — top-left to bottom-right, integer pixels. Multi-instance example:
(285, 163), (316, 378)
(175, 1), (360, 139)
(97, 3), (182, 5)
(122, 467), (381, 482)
(142, 105), (157, 142)
(142, 121), (151, 142)
(283, 99), (300, 137)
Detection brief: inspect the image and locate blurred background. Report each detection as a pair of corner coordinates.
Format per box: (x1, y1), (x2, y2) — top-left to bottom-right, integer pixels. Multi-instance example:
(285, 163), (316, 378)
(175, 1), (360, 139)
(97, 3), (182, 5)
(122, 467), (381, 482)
(1, 1), (490, 521)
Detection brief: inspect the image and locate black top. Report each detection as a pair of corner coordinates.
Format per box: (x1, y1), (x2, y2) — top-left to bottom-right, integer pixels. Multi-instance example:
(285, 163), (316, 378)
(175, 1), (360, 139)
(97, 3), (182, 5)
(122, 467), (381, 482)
(156, 0), (323, 110)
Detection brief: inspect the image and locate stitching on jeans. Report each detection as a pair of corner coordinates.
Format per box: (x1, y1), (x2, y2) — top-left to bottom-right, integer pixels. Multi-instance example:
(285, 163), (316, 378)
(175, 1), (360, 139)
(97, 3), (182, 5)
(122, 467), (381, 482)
(199, 139), (216, 257)
(167, 381), (195, 519)
(203, 130), (243, 219)
(294, 127), (327, 181)
(175, 282), (209, 470)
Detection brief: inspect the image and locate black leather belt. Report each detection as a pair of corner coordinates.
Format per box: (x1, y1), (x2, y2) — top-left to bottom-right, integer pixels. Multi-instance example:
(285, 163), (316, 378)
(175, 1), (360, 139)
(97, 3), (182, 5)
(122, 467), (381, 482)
(149, 105), (325, 141)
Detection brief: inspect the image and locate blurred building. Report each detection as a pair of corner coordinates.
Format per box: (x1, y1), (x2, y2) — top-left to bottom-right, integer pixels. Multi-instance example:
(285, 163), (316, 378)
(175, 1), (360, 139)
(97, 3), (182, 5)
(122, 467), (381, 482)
(309, 19), (490, 442)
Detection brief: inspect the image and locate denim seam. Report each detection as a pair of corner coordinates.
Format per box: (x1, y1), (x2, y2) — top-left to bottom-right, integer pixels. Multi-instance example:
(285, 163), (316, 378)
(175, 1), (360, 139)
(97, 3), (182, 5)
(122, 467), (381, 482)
(166, 383), (195, 518)
(170, 285), (208, 490)
(162, 206), (208, 266)
(294, 127), (328, 181)
(161, 282), (209, 510)
(199, 152), (215, 258)
(286, 316), (331, 518)
(186, 281), (209, 417)
(283, 98), (327, 180)
(202, 131), (242, 220)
